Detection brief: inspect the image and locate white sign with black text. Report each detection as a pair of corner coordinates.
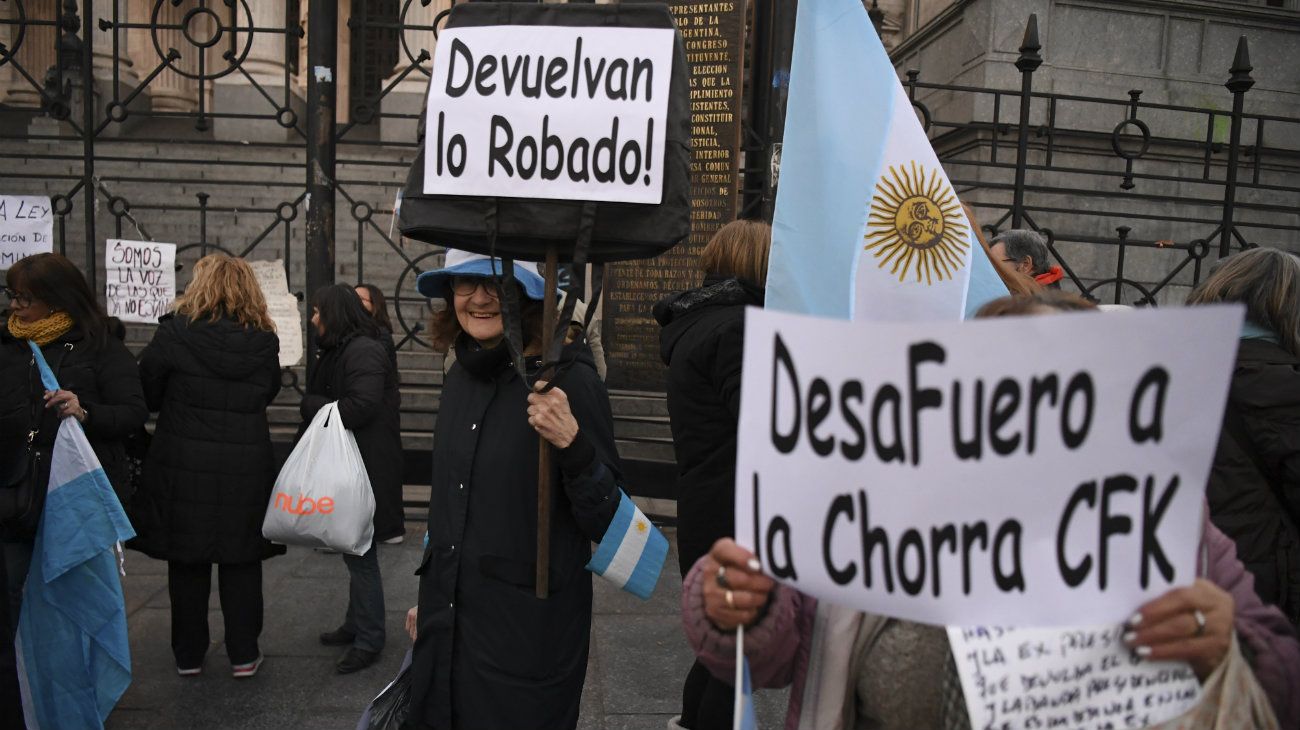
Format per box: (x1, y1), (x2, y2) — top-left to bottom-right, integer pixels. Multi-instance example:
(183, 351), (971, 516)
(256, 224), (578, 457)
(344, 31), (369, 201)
(0, 195), (54, 267)
(423, 25), (674, 203)
(248, 259), (303, 367)
(734, 305), (1241, 627)
(105, 239), (176, 324)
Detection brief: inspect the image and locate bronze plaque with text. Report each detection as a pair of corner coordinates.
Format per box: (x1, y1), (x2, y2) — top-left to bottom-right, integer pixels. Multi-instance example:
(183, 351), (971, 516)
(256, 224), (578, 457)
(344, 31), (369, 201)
(602, 1), (747, 391)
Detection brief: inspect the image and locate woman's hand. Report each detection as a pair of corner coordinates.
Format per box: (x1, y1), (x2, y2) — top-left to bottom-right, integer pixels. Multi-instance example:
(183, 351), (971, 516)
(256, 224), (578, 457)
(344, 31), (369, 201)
(527, 381), (579, 449)
(405, 606), (418, 642)
(44, 389), (86, 423)
(701, 538), (775, 632)
(1124, 578), (1234, 680)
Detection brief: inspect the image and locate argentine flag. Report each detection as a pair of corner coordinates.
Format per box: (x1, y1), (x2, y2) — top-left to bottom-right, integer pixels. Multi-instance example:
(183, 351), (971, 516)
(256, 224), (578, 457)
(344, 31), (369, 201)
(766, 0), (1007, 321)
(586, 489), (668, 600)
(16, 342), (135, 729)
(733, 626), (758, 730)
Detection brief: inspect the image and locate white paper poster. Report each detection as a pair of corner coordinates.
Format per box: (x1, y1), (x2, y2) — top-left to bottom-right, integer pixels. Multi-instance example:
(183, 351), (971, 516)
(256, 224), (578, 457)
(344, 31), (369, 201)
(248, 260), (302, 367)
(105, 239), (176, 324)
(424, 25), (675, 203)
(734, 305), (1242, 627)
(947, 625), (1201, 729)
(0, 195), (54, 267)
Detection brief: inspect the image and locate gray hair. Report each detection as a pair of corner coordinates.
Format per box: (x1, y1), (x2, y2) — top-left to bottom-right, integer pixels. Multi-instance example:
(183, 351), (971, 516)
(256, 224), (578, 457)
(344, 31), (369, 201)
(1187, 247), (1300, 358)
(991, 230), (1052, 276)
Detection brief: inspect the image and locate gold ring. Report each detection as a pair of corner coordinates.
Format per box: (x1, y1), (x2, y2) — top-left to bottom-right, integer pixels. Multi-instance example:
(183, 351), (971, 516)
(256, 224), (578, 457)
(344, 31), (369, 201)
(725, 589), (735, 609)
(1193, 609), (1207, 637)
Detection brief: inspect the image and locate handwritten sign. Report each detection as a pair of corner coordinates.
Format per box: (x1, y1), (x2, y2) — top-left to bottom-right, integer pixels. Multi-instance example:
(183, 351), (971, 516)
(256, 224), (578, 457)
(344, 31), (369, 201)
(734, 305), (1242, 626)
(105, 240), (175, 324)
(947, 625), (1200, 729)
(0, 195), (54, 267)
(424, 25), (674, 203)
(248, 260), (302, 367)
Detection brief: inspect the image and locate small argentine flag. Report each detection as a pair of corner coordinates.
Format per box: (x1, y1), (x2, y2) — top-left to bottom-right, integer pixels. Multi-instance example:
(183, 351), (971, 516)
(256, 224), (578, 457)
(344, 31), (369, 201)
(586, 489), (668, 600)
(734, 625), (758, 730)
(766, 0), (1007, 322)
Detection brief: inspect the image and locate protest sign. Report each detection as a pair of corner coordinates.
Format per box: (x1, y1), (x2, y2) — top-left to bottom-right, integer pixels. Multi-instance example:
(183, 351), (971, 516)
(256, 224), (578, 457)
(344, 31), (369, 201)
(423, 25), (674, 203)
(947, 625), (1200, 729)
(105, 240), (175, 324)
(248, 260), (302, 367)
(734, 305), (1242, 627)
(0, 195), (54, 267)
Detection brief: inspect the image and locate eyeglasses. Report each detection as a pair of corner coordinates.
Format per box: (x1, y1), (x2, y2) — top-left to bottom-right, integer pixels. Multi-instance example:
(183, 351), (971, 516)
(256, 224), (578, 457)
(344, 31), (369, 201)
(451, 276), (500, 299)
(2, 288), (33, 308)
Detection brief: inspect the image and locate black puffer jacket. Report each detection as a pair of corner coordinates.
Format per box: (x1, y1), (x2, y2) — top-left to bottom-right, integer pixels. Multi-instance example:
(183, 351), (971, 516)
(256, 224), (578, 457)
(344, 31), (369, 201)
(1207, 337), (1300, 626)
(131, 314), (284, 564)
(0, 318), (148, 540)
(299, 334), (404, 542)
(654, 277), (763, 577)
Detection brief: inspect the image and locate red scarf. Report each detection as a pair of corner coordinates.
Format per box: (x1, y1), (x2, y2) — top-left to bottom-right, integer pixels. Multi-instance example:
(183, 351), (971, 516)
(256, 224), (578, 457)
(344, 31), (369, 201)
(1035, 265), (1064, 286)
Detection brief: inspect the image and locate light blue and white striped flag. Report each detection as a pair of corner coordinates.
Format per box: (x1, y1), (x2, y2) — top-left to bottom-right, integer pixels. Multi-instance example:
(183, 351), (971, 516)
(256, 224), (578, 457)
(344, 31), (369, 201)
(586, 489), (668, 600)
(766, 0), (1007, 322)
(733, 625), (758, 730)
(16, 342), (135, 729)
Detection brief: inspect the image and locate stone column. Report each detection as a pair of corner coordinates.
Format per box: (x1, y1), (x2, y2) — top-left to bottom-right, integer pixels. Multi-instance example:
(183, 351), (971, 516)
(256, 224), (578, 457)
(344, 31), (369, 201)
(92, 0), (140, 122)
(128, 0), (199, 113)
(5, 0), (58, 108)
(379, 0), (447, 141)
(213, 0), (300, 140)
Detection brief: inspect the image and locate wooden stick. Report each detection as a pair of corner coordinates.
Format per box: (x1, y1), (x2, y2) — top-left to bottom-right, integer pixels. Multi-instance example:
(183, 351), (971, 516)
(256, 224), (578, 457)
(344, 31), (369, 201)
(536, 246), (559, 599)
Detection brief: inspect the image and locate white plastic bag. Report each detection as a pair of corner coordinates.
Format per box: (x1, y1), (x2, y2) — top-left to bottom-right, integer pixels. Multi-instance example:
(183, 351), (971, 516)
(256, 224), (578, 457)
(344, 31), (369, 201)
(263, 402), (375, 555)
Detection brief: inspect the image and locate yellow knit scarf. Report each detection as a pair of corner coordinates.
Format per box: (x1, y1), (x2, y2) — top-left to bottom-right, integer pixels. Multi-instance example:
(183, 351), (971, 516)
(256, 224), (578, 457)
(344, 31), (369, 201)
(7, 311), (75, 346)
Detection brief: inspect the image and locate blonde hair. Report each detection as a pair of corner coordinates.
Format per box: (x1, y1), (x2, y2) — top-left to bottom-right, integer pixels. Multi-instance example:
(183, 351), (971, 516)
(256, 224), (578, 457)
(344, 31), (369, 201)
(700, 219), (772, 288)
(1187, 247), (1300, 358)
(174, 254), (275, 332)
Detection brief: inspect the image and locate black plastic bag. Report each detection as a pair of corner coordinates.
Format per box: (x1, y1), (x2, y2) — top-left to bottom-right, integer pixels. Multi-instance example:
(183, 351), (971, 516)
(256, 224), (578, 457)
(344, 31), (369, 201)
(365, 655), (413, 730)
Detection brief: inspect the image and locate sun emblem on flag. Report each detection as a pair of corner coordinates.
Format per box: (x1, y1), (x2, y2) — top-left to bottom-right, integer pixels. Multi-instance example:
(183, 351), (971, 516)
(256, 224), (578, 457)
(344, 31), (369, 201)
(864, 162), (970, 284)
(635, 519), (648, 534)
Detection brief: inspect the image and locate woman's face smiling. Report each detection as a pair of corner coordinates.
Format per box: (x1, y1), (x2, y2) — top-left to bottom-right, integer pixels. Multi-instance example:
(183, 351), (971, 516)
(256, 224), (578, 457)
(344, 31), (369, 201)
(453, 277), (504, 347)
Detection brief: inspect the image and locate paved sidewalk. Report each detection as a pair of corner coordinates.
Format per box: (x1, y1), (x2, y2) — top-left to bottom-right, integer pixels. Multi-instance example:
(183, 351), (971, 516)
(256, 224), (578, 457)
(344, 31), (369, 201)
(105, 525), (787, 729)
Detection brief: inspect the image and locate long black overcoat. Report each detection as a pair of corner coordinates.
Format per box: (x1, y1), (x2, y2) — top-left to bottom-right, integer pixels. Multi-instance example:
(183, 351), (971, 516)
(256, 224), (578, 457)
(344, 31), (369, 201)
(1207, 337), (1300, 625)
(131, 313), (283, 564)
(299, 333), (404, 542)
(0, 319), (147, 540)
(404, 339), (620, 730)
(655, 277), (762, 576)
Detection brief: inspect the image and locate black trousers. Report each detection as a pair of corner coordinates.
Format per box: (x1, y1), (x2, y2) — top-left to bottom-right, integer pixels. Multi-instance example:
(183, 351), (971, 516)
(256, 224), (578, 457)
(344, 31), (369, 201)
(167, 561), (263, 667)
(680, 660), (734, 730)
(0, 544), (24, 730)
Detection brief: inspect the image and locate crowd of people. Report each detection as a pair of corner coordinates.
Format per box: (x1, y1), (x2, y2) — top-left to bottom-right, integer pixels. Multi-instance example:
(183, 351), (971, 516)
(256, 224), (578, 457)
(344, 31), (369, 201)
(0, 224), (1298, 729)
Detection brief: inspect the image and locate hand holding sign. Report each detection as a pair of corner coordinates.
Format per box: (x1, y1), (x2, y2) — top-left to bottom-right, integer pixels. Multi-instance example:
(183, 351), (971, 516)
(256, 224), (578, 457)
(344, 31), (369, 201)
(699, 538), (773, 631)
(1125, 578), (1234, 680)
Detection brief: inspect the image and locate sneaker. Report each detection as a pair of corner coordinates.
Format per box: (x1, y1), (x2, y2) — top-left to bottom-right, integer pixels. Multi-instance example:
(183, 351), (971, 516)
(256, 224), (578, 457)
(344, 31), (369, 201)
(231, 653), (264, 679)
(176, 665), (202, 677)
(335, 647), (380, 674)
(381, 535), (404, 545)
(319, 627), (357, 646)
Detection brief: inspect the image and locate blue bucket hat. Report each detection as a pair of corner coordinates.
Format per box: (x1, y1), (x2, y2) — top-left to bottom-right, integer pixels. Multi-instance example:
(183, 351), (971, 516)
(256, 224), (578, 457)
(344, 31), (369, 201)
(415, 249), (549, 301)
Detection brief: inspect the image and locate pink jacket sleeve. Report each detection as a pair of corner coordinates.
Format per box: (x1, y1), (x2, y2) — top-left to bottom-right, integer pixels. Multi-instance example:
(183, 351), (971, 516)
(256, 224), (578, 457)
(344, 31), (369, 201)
(1205, 521), (1300, 727)
(680, 555), (803, 689)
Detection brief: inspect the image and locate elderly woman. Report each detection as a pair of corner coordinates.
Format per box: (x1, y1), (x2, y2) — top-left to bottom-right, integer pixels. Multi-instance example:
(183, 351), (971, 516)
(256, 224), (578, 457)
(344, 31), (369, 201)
(989, 229), (1063, 288)
(1187, 248), (1300, 627)
(404, 250), (622, 730)
(682, 291), (1300, 729)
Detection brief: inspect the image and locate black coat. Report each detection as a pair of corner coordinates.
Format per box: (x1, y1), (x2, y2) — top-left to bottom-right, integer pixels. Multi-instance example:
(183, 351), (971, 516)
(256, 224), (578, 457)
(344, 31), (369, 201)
(655, 278), (762, 577)
(1207, 337), (1300, 626)
(299, 334), (405, 542)
(405, 339), (620, 730)
(131, 314), (283, 564)
(0, 319), (148, 540)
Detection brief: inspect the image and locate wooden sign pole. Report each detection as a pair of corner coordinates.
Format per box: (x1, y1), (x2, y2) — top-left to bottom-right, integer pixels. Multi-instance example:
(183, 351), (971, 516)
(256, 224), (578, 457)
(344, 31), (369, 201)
(536, 246), (559, 598)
